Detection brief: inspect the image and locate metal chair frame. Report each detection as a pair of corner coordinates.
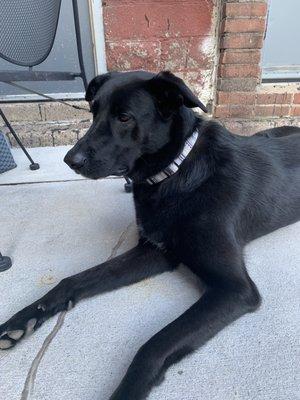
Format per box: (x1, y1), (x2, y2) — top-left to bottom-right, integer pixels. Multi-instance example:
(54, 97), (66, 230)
(0, 0), (88, 170)
(0, 0), (91, 270)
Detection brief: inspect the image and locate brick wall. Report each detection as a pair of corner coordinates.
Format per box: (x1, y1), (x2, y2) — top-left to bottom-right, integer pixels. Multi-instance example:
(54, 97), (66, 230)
(102, 0), (220, 110)
(215, 0), (300, 134)
(3, 0), (300, 148)
(4, 0), (221, 148)
(2, 102), (90, 147)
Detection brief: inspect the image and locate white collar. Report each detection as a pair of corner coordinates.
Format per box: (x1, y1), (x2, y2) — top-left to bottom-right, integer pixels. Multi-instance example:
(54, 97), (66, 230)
(146, 130), (199, 185)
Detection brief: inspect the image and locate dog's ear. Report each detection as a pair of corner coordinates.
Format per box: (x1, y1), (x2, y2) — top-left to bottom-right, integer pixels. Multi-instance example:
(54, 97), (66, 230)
(85, 73), (112, 102)
(145, 71), (208, 118)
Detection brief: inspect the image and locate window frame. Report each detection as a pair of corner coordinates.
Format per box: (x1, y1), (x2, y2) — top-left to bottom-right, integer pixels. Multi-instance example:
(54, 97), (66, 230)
(261, 0), (300, 83)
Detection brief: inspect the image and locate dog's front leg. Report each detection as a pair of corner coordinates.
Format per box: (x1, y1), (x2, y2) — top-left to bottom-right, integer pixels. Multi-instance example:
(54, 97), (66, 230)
(109, 245), (261, 400)
(0, 241), (177, 349)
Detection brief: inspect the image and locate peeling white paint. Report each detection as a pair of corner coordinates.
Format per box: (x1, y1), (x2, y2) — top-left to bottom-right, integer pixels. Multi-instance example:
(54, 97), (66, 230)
(200, 36), (216, 59)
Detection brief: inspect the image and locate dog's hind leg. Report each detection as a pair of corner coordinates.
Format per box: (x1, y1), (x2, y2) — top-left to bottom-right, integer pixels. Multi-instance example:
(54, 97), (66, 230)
(109, 235), (261, 400)
(109, 283), (261, 400)
(0, 242), (177, 350)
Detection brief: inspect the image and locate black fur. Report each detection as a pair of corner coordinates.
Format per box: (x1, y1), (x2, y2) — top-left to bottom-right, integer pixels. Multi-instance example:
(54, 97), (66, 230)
(1, 71), (299, 400)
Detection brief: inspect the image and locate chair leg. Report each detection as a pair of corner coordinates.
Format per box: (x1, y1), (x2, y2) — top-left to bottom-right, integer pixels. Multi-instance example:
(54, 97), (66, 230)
(0, 108), (39, 170)
(72, 0), (88, 90)
(0, 252), (12, 272)
(124, 176), (133, 193)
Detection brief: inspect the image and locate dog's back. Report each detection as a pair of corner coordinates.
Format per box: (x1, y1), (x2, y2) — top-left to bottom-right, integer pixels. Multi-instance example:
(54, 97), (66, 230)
(254, 125), (300, 138)
(239, 127), (300, 241)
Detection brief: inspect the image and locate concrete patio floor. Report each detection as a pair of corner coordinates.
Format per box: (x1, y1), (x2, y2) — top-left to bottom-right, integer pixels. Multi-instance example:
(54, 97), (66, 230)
(0, 146), (299, 400)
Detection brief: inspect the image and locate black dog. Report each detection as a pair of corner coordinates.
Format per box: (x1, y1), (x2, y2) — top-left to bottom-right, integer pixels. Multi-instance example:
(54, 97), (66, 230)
(1, 71), (299, 400)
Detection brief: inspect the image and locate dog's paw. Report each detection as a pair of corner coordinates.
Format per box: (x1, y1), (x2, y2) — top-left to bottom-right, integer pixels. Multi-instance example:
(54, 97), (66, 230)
(0, 317), (38, 349)
(0, 281), (74, 350)
(0, 306), (43, 350)
(0, 296), (74, 350)
(0, 300), (62, 350)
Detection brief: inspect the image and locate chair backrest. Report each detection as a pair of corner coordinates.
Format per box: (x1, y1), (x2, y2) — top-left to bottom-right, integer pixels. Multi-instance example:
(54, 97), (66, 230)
(0, 0), (62, 67)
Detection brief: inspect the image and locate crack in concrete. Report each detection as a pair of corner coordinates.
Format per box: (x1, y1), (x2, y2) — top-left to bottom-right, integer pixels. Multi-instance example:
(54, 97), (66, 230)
(20, 311), (67, 400)
(107, 222), (134, 261)
(0, 176), (123, 187)
(19, 220), (134, 399)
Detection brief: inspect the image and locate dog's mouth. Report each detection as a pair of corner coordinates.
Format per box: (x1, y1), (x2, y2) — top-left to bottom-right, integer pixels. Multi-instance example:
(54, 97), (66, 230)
(73, 166), (129, 180)
(64, 148), (131, 179)
(116, 167), (129, 175)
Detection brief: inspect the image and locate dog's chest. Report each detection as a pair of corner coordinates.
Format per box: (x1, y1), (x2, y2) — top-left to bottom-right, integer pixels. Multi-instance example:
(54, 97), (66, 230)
(137, 221), (166, 249)
(136, 203), (178, 250)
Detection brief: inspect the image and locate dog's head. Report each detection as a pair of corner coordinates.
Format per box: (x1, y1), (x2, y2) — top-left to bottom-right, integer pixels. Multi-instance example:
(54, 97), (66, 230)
(64, 71), (207, 179)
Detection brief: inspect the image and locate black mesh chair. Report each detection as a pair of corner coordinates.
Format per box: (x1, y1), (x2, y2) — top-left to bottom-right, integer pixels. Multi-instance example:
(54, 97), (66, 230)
(0, 0), (90, 272)
(0, 0), (88, 170)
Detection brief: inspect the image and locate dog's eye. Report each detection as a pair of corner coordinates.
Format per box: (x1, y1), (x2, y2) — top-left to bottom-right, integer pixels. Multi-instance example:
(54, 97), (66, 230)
(118, 113), (131, 123)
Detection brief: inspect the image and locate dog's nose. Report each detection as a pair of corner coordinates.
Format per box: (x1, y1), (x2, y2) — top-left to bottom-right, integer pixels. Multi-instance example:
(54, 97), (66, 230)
(64, 152), (87, 170)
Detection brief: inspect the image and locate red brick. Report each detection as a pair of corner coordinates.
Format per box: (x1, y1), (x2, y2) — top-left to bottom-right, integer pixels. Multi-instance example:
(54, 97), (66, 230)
(219, 64), (260, 78)
(106, 40), (161, 71)
(220, 49), (261, 64)
(177, 71), (206, 97)
(222, 18), (266, 33)
(214, 105), (230, 118)
(174, 71), (210, 108)
(228, 105), (254, 118)
(255, 105), (290, 117)
(225, 2), (268, 18)
(218, 77), (258, 91)
(217, 91), (256, 104)
(293, 93), (300, 104)
(290, 106), (300, 116)
(215, 104), (269, 119)
(256, 93), (293, 105)
(105, 0), (204, 4)
(221, 33), (264, 49)
(103, 2), (213, 40)
(160, 37), (213, 71)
